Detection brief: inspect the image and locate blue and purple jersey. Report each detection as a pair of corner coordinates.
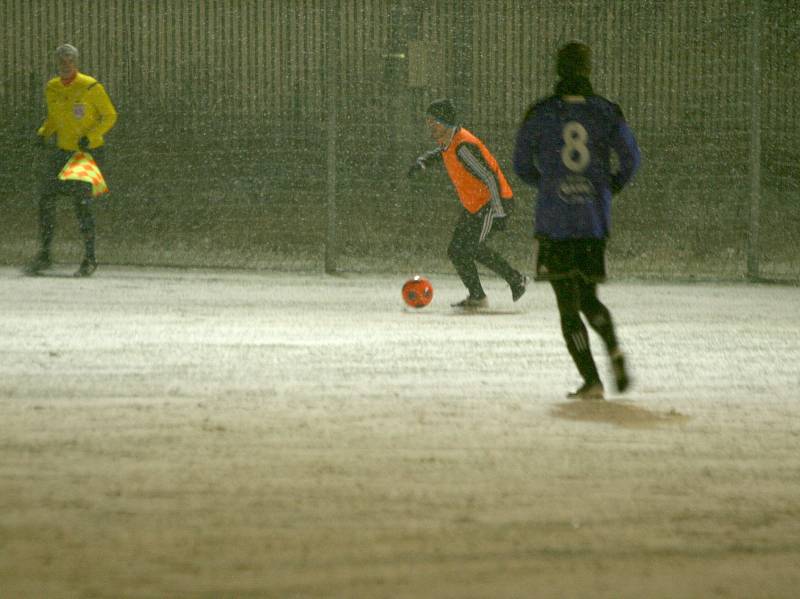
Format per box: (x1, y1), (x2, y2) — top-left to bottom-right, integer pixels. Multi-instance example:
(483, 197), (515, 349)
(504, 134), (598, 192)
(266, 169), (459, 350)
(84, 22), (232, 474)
(513, 94), (640, 240)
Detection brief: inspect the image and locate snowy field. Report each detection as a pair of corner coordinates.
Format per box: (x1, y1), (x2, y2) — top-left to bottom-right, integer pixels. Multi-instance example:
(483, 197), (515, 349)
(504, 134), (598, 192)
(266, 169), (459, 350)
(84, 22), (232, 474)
(1, 265), (799, 599)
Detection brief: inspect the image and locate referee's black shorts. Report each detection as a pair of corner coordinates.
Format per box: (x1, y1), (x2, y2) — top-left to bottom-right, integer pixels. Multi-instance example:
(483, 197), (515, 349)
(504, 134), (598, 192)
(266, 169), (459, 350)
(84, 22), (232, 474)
(533, 236), (607, 283)
(39, 147), (106, 199)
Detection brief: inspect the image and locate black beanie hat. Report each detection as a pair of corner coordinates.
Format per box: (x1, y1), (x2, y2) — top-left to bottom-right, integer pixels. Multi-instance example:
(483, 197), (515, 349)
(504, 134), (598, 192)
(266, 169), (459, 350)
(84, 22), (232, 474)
(557, 42), (591, 79)
(426, 98), (456, 126)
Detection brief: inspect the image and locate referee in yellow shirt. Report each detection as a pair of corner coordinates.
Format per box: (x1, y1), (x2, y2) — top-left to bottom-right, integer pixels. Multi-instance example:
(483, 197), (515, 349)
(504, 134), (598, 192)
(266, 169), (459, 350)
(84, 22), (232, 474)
(25, 43), (117, 277)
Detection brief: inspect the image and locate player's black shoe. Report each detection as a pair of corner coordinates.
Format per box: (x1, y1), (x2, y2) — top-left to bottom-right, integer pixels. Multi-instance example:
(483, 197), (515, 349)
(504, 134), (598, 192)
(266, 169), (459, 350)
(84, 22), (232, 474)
(23, 251), (52, 276)
(567, 381), (605, 400)
(74, 257), (97, 278)
(511, 274), (528, 302)
(611, 349), (630, 393)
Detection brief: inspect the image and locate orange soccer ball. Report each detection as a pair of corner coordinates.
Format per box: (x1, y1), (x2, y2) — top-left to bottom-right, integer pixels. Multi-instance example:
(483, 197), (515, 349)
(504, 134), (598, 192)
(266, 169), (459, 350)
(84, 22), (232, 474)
(402, 275), (434, 308)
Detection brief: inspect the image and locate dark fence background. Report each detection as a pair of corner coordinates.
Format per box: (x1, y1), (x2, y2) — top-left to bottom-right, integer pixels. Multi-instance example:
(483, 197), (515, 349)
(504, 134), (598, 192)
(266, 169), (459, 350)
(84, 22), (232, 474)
(1, 0), (798, 281)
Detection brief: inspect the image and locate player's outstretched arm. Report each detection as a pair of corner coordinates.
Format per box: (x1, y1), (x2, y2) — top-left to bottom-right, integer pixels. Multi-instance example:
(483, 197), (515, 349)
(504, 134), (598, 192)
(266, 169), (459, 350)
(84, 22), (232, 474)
(407, 147), (443, 177)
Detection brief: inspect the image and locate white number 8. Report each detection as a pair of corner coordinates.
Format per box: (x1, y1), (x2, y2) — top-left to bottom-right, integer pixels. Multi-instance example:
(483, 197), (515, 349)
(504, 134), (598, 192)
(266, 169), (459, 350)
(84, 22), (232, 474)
(561, 122), (590, 173)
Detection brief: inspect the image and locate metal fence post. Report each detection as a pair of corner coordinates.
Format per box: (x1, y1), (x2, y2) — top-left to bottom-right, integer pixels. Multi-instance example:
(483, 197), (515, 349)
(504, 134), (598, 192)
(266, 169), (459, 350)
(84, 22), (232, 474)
(453, 0), (474, 121)
(325, 0), (338, 274)
(747, 0), (762, 280)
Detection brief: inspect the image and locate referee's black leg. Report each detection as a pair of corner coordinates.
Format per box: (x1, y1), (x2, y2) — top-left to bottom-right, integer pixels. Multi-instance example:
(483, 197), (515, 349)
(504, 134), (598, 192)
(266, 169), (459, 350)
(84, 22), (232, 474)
(36, 149), (66, 257)
(72, 193), (96, 262)
(38, 193), (58, 256)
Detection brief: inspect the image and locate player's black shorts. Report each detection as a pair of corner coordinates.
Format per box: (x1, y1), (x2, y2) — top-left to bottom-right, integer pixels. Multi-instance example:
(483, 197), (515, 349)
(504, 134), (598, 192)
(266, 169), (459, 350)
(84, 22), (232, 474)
(533, 236), (607, 283)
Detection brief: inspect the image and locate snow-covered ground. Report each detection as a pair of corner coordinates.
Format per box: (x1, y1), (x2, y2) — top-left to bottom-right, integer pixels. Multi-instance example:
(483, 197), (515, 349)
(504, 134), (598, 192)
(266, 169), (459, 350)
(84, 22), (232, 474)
(1, 265), (799, 598)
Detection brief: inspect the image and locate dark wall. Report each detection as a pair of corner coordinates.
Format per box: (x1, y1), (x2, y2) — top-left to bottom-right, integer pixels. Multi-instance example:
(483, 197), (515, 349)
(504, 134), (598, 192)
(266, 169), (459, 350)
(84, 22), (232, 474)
(1, 0), (797, 280)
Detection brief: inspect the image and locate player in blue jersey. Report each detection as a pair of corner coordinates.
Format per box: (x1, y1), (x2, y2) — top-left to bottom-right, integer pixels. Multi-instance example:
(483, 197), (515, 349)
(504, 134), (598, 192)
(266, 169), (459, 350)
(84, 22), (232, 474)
(513, 42), (641, 400)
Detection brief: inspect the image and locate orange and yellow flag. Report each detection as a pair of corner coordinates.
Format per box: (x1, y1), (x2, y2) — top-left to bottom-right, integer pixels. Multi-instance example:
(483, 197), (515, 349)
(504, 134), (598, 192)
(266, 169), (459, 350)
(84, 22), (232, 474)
(58, 151), (109, 197)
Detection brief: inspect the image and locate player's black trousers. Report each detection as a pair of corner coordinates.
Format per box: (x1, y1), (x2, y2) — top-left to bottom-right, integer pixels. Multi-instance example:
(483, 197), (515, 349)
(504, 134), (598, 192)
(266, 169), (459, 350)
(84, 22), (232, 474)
(550, 276), (620, 386)
(447, 204), (522, 299)
(37, 147), (104, 261)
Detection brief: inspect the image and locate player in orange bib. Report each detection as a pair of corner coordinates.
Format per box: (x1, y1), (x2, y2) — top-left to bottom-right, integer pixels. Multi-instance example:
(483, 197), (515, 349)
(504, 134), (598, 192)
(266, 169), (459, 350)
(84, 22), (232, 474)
(25, 43), (117, 277)
(408, 99), (527, 309)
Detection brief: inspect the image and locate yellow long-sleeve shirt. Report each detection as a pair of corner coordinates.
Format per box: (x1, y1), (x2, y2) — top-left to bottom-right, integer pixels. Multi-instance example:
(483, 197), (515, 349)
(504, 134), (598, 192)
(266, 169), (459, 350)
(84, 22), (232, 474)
(37, 72), (117, 151)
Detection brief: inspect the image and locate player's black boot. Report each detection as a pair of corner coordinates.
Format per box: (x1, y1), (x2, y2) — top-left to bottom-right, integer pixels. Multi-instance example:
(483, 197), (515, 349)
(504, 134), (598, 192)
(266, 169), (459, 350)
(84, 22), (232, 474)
(511, 274), (528, 302)
(610, 349), (630, 393)
(567, 381), (604, 400)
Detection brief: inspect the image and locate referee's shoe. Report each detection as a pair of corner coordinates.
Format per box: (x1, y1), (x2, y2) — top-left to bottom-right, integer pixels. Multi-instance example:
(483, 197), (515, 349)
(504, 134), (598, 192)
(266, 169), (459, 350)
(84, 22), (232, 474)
(23, 251), (52, 276)
(74, 257), (97, 277)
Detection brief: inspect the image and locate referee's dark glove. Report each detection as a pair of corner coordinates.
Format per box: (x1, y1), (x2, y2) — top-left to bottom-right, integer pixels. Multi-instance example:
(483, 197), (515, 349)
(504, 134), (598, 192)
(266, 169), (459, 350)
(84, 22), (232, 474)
(77, 136), (90, 152)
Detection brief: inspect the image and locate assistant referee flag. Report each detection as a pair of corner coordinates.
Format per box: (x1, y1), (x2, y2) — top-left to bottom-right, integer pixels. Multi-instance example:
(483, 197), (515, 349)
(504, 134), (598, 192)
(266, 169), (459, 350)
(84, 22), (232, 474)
(58, 151), (108, 197)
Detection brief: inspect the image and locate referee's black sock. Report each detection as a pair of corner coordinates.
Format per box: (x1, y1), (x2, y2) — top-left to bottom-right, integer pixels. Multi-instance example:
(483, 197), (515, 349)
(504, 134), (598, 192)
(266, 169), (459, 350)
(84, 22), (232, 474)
(76, 200), (97, 261)
(38, 195), (57, 257)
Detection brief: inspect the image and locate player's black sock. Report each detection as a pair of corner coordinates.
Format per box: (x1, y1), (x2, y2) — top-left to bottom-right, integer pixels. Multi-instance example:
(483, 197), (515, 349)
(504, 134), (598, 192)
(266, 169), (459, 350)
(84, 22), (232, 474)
(552, 279), (601, 384)
(579, 282), (619, 354)
(585, 305), (618, 353)
(561, 314), (601, 385)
